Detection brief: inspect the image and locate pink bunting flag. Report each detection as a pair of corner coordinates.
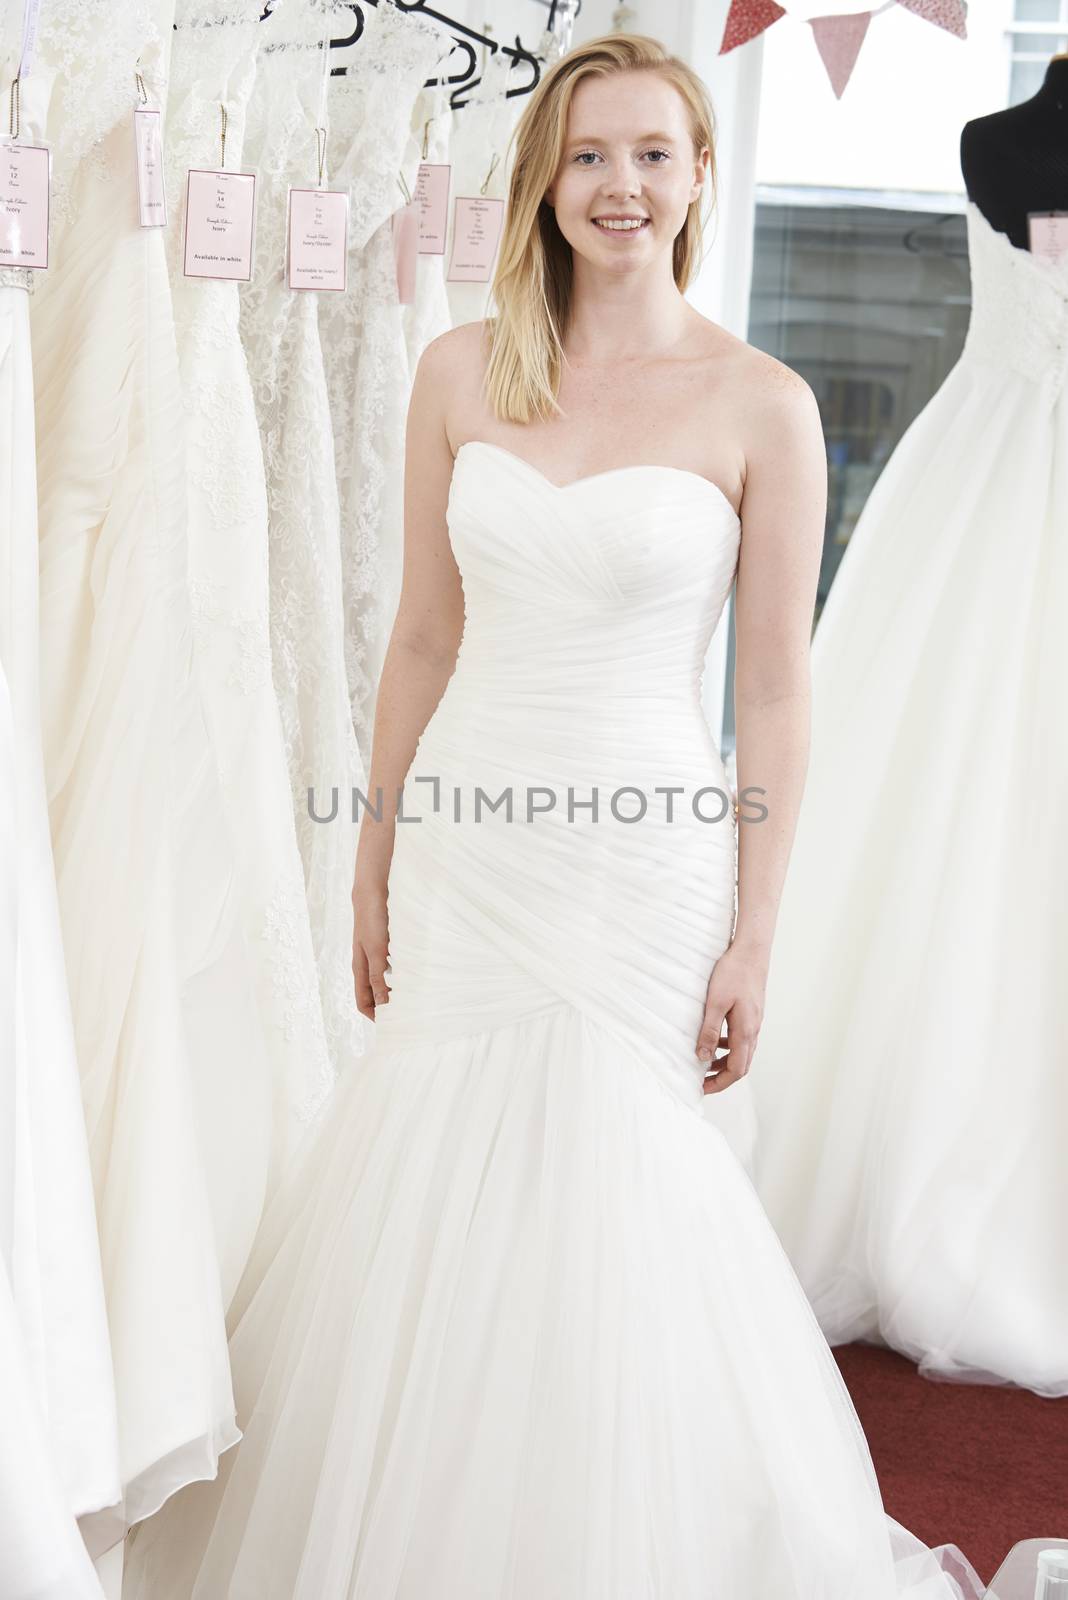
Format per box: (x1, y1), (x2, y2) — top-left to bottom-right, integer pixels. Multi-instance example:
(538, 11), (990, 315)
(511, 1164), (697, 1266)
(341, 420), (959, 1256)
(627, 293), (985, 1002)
(810, 11), (872, 98)
(719, 0), (787, 55)
(896, 0), (967, 39)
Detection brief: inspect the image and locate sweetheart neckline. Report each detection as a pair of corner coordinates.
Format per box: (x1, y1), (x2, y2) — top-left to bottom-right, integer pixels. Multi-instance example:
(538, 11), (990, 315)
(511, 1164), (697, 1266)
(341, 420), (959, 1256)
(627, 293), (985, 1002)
(454, 440), (742, 525)
(965, 199), (1068, 287)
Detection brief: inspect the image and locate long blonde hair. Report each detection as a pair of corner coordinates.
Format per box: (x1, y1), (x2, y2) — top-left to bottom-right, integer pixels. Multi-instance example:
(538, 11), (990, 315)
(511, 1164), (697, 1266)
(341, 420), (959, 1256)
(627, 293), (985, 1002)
(484, 32), (718, 426)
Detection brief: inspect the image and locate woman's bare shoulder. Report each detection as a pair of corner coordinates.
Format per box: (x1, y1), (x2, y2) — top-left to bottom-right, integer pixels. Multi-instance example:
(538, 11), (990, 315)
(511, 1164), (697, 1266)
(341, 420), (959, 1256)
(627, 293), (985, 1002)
(690, 315), (814, 409)
(419, 319), (494, 383)
(416, 321), (495, 448)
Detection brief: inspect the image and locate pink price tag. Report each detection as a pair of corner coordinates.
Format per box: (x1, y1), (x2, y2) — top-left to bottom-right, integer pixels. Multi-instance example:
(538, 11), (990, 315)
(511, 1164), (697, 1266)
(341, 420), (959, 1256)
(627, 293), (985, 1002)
(392, 198), (419, 304)
(134, 109), (167, 229)
(183, 168), (257, 281)
(413, 162), (450, 255)
(1028, 212), (1068, 266)
(287, 187), (348, 291)
(0, 140), (50, 269)
(446, 195), (505, 285)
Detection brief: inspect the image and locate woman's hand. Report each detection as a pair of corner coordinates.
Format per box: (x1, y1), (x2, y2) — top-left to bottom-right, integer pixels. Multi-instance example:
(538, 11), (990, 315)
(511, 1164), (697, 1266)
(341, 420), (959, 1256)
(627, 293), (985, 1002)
(353, 880), (392, 1022)
(695, 942), (768, 1095)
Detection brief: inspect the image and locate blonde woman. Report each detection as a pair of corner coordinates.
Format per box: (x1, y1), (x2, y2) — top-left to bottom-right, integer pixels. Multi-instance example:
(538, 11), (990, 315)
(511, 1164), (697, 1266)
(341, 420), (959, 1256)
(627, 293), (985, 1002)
(124, 34), (984, 1599)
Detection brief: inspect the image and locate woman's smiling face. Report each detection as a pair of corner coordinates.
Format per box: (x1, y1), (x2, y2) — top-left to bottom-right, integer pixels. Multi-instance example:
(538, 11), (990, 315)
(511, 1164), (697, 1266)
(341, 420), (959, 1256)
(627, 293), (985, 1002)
(544, 70), (709, 274)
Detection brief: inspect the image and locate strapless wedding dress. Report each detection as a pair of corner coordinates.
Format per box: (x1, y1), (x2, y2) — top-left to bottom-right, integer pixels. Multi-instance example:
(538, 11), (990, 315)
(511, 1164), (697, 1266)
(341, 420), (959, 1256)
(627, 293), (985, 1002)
(122, 442), (983, 1600)
(751, 201), (1068, 1397)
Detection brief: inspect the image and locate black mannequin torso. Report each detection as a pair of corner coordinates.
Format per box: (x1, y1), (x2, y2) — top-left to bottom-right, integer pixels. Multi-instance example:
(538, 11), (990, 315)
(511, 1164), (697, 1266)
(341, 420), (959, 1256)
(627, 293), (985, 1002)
(960, 56), (1068, 249)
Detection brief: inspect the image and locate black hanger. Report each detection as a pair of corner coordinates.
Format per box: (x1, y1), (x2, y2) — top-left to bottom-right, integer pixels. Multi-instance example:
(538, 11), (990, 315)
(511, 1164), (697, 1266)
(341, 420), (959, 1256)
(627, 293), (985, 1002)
(321, 0), (579, 105)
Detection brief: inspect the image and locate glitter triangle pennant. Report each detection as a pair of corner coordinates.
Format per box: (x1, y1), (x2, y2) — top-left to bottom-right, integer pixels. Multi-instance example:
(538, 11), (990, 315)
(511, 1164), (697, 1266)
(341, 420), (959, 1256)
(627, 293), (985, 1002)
(719, 0), (788, 55)
(810, 11), (873, 97)
(896, 0), (967, 39)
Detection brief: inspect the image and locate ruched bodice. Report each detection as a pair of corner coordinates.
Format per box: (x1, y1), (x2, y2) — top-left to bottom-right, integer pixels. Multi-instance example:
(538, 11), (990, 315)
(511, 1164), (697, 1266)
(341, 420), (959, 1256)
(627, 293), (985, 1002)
(424, 440), (741, 775)
(446, 439), (739, 688)
(378, 443), (743, 1105)
(962, 200), (1068, 391)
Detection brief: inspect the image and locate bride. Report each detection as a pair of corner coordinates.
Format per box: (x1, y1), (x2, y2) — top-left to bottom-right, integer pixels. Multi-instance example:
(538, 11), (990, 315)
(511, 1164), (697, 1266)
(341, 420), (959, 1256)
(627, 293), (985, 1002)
(123, 31), (985, 1599)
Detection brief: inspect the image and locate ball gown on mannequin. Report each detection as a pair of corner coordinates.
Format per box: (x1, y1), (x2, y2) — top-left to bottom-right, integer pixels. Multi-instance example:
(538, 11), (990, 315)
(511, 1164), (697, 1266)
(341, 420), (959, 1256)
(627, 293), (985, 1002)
(751, 201), (1068, 1396)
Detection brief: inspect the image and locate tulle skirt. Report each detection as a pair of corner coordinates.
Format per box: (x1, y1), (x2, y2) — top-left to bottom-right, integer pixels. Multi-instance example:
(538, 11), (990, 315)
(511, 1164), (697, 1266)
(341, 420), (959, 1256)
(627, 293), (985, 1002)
(123, 759), (984, 1598)
(751, 344), (1068, 1396)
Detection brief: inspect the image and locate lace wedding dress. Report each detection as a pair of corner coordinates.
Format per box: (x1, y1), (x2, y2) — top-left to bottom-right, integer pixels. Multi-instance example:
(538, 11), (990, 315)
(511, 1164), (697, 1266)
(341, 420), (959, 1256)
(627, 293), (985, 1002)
(124, 441), (984, 1599)
(319, 0), (449, 753)
(238, 0), (368, 1077)
(30, 0), (271, 1544)
(752, 200), (1068, 1396)
(165, 0), (334, 1179)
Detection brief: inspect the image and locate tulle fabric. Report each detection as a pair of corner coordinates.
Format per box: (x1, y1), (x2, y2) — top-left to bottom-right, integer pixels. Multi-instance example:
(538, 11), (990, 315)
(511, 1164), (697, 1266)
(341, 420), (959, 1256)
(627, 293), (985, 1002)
(126, 1014), (982, 1600)
(751, 202), (1068, 1397)
(123, 444), (984, 1598)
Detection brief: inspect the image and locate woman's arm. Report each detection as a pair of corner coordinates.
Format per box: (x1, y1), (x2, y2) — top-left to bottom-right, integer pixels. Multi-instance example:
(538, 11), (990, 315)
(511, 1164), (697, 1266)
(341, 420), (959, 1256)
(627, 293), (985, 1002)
(698, 362), (827, 1092)
(352, 331), (466, 1020)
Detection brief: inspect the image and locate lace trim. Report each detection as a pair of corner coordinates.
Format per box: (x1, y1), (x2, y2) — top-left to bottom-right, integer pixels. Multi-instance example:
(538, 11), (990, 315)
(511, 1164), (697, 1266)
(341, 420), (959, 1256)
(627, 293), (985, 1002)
(0, 267), (35, 292)
(963, 201), (1068, 392)
(238, 0), (372, 1076)
(36, 0), (165, 231)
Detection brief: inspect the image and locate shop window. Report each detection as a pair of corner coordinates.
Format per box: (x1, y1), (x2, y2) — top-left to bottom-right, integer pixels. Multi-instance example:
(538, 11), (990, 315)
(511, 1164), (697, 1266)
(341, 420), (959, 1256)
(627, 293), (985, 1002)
(720, 198), (970, 753)
(1008, 0), (1068, 103)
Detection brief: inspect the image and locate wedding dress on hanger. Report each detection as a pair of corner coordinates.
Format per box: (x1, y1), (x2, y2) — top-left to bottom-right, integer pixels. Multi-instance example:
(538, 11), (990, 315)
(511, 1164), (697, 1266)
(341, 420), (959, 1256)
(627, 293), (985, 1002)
(0, 663), (105, 1600)
(442, 47), (516, 331)
(399, 82), (454, 384)
(0, 237), (119, 1525)
(238, 0), (368, 1077)
(123, 442), (984, 1600)
(752, 200), (1068, 1396)
(319, 0), (450, 753)
(30, 0), (271, 1544)
(165, 0), (334, 1181)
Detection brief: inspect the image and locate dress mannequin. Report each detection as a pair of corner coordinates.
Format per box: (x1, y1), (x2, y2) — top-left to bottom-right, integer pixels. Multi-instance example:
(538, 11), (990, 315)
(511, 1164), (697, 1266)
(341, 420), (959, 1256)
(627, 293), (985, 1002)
(961, 53), (1068, 247)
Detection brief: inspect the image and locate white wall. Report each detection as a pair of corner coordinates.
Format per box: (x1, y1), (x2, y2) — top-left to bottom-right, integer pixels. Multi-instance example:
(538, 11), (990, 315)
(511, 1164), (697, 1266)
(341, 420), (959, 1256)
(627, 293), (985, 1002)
(756, 0), (1016, 195)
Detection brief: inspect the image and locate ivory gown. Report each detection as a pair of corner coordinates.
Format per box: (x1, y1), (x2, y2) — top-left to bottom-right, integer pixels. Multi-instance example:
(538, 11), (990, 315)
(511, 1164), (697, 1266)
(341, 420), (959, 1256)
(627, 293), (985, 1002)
(30, 0), (271, 1544)
(124, 441), (982, 1600)
(751, 202), (1068, 1397)
(0, 264), (111, 1598)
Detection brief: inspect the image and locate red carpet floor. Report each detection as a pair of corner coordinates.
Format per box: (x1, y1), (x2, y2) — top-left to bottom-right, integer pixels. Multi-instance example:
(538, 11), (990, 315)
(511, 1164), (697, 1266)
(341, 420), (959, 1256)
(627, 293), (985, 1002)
(834, 1342), (1068, 1584)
